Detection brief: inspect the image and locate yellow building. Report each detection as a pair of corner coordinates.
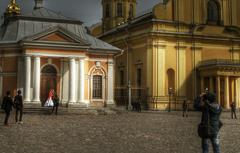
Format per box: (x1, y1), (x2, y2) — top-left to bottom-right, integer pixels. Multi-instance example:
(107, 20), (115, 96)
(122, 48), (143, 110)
(92, 0), (240, 110)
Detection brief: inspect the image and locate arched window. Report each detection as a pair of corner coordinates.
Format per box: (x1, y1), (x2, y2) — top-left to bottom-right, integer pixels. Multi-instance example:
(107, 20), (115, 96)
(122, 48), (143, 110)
(129, 4), (134, 18)
(117, 3), (123, 17)
(207, 0), (220, 24)
(105, 4), (110, 18)
(167, 68), (175, 91)
(93, 75), (103, 99)
(41, 65), (57, 76)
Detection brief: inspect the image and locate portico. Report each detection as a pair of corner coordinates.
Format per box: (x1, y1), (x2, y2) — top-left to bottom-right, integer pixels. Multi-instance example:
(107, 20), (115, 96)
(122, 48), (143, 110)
(0, 0), (121, 107)
(199, 59), (240, 109)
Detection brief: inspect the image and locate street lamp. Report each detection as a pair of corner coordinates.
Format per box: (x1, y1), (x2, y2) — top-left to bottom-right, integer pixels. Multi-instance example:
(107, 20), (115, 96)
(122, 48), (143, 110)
(168, 87), (174, 112)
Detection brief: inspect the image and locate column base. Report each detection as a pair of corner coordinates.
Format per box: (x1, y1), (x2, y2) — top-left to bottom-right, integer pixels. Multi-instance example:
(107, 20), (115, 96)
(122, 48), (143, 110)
(106, 100), (115, 105)
(67, 102), (89, 108)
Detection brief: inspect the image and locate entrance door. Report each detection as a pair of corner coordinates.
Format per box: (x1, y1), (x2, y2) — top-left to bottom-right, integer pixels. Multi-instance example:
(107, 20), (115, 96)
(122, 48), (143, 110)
(40, 65), (57, 106)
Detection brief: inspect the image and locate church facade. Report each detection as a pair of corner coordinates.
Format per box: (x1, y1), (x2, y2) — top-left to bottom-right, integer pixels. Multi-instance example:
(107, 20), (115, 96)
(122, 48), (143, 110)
(92, 0), (240, 110)
(0, 0), (122, 107)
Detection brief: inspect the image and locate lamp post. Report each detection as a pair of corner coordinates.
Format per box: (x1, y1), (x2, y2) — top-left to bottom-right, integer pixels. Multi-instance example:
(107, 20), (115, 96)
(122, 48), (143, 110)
(168, 87), (173, 112)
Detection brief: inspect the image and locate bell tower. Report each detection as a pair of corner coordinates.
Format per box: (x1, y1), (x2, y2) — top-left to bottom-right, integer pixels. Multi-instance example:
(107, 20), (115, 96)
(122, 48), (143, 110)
(102, 0), (137, 32)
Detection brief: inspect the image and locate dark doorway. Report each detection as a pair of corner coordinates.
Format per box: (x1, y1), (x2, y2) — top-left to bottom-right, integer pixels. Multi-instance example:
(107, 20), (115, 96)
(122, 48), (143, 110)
(40, 65), (57, 106)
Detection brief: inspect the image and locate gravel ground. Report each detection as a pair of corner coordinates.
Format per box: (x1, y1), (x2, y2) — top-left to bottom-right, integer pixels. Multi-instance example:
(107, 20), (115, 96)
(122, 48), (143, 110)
(0, 110), (239, 153)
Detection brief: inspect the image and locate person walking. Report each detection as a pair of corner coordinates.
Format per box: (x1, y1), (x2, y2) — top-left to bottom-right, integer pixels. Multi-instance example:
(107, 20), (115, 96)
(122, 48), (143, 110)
(182, 100), (189, 117)
(52, 94), (59, 115)
(230, 101), (237, 119)
(1, 91), (14, 126)
(195, 91), (222, 153)
(14, 90), (23, 124)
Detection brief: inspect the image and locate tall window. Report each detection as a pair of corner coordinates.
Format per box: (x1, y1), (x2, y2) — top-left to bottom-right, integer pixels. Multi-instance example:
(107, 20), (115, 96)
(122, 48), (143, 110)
(167, 68), (175, 91)
(137, 68), (142, 97)
(93, 75), (102, 99)
(120, 70), (124, 86)
(129, 4), (134, 18)
(117, 3), (123, 17)
(137, 68), (142, 87)
(105, 4), (110, 18)
(207, 0), (220, 24)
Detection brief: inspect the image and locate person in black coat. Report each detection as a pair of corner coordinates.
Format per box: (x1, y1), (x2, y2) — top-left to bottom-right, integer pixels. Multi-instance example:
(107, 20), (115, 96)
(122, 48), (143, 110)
(195, 91), (222, 153)
(14, 90), (23, 124)
(182, 100), (189, 117)
(230, 101), (237, 119)
(1, 91), (14, 126)
(52, 94), (59, 115)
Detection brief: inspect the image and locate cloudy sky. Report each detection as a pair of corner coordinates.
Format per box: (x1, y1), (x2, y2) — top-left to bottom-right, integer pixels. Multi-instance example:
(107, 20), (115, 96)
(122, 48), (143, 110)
(0, 0), (162, 26)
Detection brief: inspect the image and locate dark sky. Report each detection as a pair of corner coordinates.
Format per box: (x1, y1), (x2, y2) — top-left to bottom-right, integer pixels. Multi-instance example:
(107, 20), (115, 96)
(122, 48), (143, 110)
(0, 0), (162, 26)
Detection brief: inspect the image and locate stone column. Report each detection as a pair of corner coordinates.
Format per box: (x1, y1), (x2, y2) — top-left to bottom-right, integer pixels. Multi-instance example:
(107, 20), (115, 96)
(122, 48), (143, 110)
(224, 76), (230, 109)
(78, 58), (85, 103)
(178, 46), (186, 96)
(216, 76), (221, 104)
(33, 56), (41, 102)
(24, 56), (31, 102)
(107, 61), (114, 105)
(209, 77), (214, 92)
(69, 58), (76, 103)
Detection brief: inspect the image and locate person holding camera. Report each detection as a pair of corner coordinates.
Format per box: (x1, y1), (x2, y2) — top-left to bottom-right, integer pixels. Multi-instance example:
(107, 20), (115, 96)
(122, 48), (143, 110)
(194, 90), (222, 153)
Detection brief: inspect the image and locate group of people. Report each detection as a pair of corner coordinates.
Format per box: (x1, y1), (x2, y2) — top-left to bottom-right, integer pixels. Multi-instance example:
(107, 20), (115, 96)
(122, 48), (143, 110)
(1, 90), (23, 126)
(1, 89), (59, 126)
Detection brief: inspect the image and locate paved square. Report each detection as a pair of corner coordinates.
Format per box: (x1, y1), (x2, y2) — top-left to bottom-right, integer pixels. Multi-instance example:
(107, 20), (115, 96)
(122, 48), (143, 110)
(0, 110), (240, 153)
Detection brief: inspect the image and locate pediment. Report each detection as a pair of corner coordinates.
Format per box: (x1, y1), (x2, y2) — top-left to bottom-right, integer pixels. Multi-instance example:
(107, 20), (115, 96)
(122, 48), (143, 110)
(22, 26), (90, 46)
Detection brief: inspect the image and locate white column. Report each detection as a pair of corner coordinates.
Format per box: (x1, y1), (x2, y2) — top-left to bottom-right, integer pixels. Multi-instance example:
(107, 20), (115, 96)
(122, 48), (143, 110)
(216, 76), (221, 104)
(178, 47), (186, 96)
(24, 56), (31, 102)
(0, 67), (2, 100)
(107, 61), (114, 105)
(224, 76), (230, 109)
(78, 58), (85, 103)
(33, 56), (41, 102)
(69, 58), (76, 103)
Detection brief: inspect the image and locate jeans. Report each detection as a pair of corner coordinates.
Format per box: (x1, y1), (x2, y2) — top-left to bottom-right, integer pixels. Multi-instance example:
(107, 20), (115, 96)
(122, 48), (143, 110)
(202, 134), (220, 153)
(4, 111), (10, 125)
(15, 108), (23, 122)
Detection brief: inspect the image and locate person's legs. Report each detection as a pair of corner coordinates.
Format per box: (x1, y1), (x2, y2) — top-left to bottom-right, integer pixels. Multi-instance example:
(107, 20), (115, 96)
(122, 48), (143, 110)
(4, 111), (10, 125)
(210, 135), (220, 153)
(15, 109), (19, 123)
(202, 138), (209, 153)
(55, 106), (58, 115)
(231, 111), (233, 119)
(19, 108), (23, 122)
(234, 111), (237, 119)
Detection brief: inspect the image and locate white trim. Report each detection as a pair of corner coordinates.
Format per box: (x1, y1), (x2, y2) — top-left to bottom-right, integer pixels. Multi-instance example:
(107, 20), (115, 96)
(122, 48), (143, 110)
(41, 63), (60, 75)
(26, 53), (87, 58)
(89, 65), (107, 104)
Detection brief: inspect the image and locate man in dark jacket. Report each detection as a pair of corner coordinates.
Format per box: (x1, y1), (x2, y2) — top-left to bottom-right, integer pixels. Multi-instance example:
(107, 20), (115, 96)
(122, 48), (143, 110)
(52, 94), (59, 115)
(230, 101), (237, 119)
(195, 92), (222, 153)
(1, 91), (14, 126)
(14, 90), (23, 124)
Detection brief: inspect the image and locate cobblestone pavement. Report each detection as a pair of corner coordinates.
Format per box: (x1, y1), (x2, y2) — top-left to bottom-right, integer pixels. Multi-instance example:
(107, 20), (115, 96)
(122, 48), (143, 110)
(0, 110), (240, 153)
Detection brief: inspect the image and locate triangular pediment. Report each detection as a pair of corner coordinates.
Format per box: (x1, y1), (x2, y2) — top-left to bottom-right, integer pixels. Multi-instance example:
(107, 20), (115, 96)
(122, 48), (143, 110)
(22, 26), (90, 46)
(38, 32), (74, 42)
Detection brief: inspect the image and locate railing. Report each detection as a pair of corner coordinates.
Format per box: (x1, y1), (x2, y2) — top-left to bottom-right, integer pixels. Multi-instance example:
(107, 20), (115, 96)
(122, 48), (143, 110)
(114, 87), (149, 109)
(198, 59), (240, 67)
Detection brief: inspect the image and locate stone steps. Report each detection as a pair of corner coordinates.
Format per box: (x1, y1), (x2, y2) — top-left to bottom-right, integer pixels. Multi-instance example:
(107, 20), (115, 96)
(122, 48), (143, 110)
(0, 106), (118, 115)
